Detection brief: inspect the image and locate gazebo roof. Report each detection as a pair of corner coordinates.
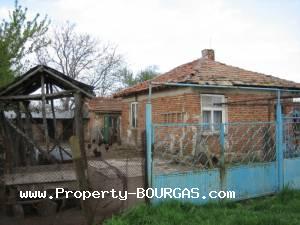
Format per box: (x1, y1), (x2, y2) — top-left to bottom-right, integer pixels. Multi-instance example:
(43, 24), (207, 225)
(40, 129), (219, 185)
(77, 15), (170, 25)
(0, 65), (95, 98)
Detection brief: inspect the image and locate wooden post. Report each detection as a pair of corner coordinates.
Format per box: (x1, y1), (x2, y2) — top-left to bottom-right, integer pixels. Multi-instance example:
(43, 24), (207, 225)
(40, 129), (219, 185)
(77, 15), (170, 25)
(69, 136), (93, 225)
(14, 104), (22, 166)
(49, 84), (63, 161)
(3, 115), (57, 162)
(23, 101), (35, 165)
(74, 92), (87, 169)
(49, 85), (57, 140)
(41, 74), (49, 152)
(46, 83), (49, 104)
(0, 111), (13, 173)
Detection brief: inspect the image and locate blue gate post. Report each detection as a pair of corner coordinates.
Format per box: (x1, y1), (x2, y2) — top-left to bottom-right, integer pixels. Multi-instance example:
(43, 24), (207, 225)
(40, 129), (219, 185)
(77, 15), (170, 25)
(146, 84), (153, 188)
(276, 90), (284, 191)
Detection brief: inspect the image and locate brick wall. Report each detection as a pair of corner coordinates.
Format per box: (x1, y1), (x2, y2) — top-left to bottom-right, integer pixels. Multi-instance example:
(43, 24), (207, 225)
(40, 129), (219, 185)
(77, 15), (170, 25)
(227, 93), (276, 122)
(120, 90), (202, 146)
(120, 88), (282, 147)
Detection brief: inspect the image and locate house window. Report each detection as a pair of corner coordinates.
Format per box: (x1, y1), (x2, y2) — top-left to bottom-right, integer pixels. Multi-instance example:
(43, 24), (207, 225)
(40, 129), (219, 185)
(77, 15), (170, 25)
(201, 94), (225, 131)
(130, 102), (138, 128)
(162, 112), (187, 123)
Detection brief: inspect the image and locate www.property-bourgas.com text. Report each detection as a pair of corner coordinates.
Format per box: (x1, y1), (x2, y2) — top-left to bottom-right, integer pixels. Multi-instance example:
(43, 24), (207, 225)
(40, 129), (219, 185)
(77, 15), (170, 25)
(19, 188), (236, 201)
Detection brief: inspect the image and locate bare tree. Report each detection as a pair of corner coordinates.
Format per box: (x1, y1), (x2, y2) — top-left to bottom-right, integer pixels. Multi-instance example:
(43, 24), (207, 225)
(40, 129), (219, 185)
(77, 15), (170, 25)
(82, 44), (123, 96)
(36, 22), (124, 109)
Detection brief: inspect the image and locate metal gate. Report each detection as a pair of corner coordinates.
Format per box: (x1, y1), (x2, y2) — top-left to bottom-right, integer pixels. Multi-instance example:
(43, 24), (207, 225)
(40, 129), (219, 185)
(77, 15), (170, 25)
(283, 112), (300, 190)
(145, 88), (300, 204)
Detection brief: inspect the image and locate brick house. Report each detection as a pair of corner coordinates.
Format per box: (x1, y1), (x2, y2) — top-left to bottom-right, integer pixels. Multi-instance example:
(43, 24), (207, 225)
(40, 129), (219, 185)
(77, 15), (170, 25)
(86, 97), (122, 152)
(114, 49), (300, 148)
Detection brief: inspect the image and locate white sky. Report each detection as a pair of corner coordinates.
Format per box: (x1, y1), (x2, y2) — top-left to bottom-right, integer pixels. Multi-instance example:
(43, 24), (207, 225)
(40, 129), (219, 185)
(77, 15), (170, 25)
(1, 0), (300, 82)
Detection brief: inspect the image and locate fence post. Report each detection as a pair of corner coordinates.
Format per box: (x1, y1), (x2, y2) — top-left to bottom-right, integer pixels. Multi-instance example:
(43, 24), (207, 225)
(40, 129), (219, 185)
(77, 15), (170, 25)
(146, 84), (153, 189)
(219, 123), (226, 191)
(69, 136), (93, 225)
(219, 123), (225, 167)
(276, 90), (284, 191)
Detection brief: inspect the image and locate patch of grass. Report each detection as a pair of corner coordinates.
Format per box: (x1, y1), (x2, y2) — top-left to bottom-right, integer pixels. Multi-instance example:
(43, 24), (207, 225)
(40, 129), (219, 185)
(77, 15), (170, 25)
(104, 189), (300, 225)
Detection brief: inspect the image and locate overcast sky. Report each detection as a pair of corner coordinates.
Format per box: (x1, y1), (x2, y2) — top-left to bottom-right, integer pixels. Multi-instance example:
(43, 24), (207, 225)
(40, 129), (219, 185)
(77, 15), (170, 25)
(1, 0), (300, 82)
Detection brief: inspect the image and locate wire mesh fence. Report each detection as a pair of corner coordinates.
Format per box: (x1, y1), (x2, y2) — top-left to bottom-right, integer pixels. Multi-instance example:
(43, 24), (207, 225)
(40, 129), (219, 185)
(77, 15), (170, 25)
(153, 124), (221, 174)
(0, 146), (145, 224)
(284, 117), (300, 158)
(87, 154), (145, 217)
(0, 100), (145, 224)
(225, 122), (276, 164)
(153, 122), (277, 175)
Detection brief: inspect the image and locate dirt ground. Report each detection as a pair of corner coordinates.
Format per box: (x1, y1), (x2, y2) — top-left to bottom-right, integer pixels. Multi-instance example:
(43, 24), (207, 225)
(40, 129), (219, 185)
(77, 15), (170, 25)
(0, 145), (145, 225)
(0, 207), (100, 225)
(0, 208), (88, 225)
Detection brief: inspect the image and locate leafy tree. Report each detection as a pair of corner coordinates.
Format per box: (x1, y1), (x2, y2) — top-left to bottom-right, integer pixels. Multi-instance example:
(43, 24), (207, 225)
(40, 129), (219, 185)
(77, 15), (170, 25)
(0, 0), (50, 87)
(136, 65), (159, 83)
(121, 65), (159, 87)
(119, 67), (135, 87)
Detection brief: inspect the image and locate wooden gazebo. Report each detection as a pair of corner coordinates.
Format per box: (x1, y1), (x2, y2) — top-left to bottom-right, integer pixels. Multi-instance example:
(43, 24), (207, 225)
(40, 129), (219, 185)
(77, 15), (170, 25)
(0, 65), (95, 172)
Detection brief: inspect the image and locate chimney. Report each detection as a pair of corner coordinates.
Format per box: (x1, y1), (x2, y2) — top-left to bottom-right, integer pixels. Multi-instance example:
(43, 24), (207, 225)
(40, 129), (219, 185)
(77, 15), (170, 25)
(202, 49), (215, 60)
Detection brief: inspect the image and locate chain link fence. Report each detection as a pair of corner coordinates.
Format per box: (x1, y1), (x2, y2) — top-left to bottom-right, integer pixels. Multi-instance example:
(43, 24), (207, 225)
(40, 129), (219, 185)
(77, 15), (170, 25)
(153, 124), (221, 173)
(0, 105), (145, 224)
(225, 122), (276, 164)
(0, 146), (145, 224)
(284, 117), (300, 158)
(153, 122), (277, 175)
(87, 152), (145, 218)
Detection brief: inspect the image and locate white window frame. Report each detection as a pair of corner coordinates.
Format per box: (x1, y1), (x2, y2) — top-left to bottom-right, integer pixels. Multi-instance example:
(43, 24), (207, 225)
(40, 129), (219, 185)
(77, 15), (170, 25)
(130, 102), (138, 128)
(201, 94), (226, 132)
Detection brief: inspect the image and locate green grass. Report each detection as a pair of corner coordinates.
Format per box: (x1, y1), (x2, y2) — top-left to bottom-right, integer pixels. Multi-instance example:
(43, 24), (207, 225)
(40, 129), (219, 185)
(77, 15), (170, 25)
(104, 189), (300, 225)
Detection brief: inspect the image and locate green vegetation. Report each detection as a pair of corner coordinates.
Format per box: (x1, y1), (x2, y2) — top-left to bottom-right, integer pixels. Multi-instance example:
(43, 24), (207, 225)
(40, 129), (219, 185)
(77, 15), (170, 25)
(121, 65), (159, 87)
(104, 189), (300, 225)
(0, 0), (49, 87)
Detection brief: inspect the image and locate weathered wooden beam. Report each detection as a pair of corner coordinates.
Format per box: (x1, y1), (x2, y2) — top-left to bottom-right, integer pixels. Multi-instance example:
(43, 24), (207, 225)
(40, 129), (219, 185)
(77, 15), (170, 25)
(69, 136), (93, 225)
(0, 111), (14, 173)
(14, 104), (25, 166)
(4, 116), (57, 163)
(0, 90), (74, 101)
(49, 84), (64, 162)
(48, 144), (72, 158)
(49, 85), (57, 141)
(74, 92), (87, 169)
(44, 68), (94, 98)
(0, 66), (43, 96)
(0, 65), (94, 98)
(23, 101), (35, 165)
(41, 74), (49, 152)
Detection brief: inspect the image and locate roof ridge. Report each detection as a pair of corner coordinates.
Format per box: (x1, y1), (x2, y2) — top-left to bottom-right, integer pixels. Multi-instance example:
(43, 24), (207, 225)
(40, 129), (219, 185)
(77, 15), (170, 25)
(113, 57), (300, 97)
(114, 59), (201, 96)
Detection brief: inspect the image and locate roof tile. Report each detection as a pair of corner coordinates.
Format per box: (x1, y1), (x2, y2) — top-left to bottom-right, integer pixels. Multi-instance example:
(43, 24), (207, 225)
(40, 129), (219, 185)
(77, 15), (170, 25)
(114, 58), (300, 97)
(87, 97), (122, 113)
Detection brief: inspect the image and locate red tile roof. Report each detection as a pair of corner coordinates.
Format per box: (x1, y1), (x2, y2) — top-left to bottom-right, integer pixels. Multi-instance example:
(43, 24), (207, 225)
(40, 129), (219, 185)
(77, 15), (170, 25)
(87, 97), (122, 113)
(114, 58), (300, 97)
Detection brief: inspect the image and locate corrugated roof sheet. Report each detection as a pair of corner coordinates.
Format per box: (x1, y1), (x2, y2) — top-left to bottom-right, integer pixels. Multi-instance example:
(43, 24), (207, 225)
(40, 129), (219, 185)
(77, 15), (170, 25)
(114, 58), (300, 97)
